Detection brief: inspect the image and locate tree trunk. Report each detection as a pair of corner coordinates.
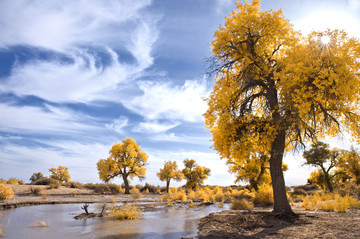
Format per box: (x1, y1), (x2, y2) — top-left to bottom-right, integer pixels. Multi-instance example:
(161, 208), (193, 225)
(269, 129), (294, 215)
(166, 180), (170, 193)
(324, 173), (334, 193)
(122, 173), (130, 194)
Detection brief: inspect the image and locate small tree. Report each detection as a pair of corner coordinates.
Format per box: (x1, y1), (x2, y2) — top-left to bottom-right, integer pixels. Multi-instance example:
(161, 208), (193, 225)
(336, 147), (360, 185)
(49, 166), (70, 183)
(182, 159), (210, 190)
(157, 160), (184, 193)
(97, 138), (148, 194)
(228, 153), (288, 191)
(303, 142), (341, 192)
(30, 172), (44, 183)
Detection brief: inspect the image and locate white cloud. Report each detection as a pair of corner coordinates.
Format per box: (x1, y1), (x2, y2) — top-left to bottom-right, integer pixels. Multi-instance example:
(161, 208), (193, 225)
(0, 0), (152, 51)
(126, 80), (210, 122)
(0, 102), (99, 136)
(105, 116), (129, 134)
(0, 0), (159, 103)
(133, 121), (179, 134)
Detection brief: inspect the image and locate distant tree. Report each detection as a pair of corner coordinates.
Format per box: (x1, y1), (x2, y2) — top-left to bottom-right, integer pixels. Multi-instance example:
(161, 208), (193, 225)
(336, 147), (360, 185)
(49, 166), (70, 183)
(97, 138), (148, 194)
(228, 153), (288, 191)
(182, 159), (210, 190)
(303, 142), (342, 192)
(30, 172), (44, 183)
(157, 160), (184, 193)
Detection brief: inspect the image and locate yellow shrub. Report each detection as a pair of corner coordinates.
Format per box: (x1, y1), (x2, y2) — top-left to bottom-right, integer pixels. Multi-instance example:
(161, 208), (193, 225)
(254, 184), (273, 206)
(0, 184), (14, 200)
(188, 200), (196, 208)
(187, 189), (196, 201)
(109, 204), (142, 220)
(301, 193), (360, 212)
(169, 187), (177, 194)
(130, 187), (142, 200)
(7, 178), (19, 185)
(218, 201), (224, 208)
(31, 219), (47, 227)
(118, 186), (125, 194)
(231, 199), (254, 210)
(0, 179), (6, 184)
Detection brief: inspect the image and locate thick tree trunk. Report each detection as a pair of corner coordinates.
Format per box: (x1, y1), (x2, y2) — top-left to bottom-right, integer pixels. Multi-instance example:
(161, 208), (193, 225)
(122, 173), (130, 194)
(166, 180), (170, 193)
(269, 129), (294, 215)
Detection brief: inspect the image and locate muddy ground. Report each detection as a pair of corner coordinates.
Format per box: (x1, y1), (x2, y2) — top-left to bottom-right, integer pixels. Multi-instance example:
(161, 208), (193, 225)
(1, 185), (360, 238)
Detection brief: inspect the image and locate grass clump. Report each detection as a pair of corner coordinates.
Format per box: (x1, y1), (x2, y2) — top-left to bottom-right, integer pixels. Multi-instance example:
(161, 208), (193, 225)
(0, 184), (14, 200)
(231, 198), (254, 210)
(31, 219), (47, 227)
(253, 184), (273, 206)
(109, 204), (142, 220)
(29, 186), (42, 195)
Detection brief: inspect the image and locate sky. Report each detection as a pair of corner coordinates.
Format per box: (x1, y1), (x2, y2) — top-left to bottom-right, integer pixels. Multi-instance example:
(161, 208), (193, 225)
(0, 0), (359, 187)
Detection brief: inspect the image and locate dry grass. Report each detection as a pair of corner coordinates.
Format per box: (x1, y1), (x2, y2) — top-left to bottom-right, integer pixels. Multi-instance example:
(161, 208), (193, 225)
(31, 219), (47, 227)
(301, 192), (360, 212)
(231, 198), (254, 210)
(109, 204), (142, 220)
(0, 184), (14, 200)
(253, 184), (273, 206)
(130, 187), (142, 200)
(29, 186), (42, 195)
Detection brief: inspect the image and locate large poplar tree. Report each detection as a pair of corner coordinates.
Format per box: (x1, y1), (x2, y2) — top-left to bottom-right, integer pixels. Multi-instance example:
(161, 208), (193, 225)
(204, 0), (360, 215)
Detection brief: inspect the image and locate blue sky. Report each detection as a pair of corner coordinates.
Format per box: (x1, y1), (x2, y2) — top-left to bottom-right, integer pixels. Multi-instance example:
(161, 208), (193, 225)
(0, 0), (359, 187)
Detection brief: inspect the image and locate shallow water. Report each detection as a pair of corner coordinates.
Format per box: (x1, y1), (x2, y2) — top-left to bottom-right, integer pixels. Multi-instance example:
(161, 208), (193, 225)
(0, 203), (229, 238)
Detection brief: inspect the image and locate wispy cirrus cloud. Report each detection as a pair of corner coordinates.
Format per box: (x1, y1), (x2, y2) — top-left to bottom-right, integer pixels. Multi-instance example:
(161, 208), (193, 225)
(133, 121), (180, 134)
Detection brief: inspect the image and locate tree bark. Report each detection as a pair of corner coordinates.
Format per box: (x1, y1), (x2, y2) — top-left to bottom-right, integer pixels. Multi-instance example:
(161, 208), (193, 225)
(122, 173), (130, 194)
(324, 173), (334, 193)
(166, 180), (170, 193)
(269, 129), (294, 215)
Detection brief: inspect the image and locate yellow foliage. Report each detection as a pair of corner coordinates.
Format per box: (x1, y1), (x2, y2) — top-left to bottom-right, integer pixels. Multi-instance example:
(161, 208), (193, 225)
(157, 161), (184, 191)
(109, 204), (142, 220)
(97, 138), (148, 193)
(231, 199), (254, 210)
(130, 187), (142, 200)
(31, 220), (47, 227)
(182, 159), (210, 190)
(301, 192), (360, 212)
(0, 184), (14, 200)
(254, 184), (273, 206)
(49, 166), (70, 182)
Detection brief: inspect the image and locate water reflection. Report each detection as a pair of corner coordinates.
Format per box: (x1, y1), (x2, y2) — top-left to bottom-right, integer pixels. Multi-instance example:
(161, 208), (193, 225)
(0, 203), (229, 239)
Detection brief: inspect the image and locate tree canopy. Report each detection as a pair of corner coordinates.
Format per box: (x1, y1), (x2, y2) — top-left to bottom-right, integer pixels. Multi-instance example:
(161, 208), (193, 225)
(157, 160), (184, 193)
(97, 138), (148, 194)
(182, 159), (211, 190)
(49, 166), (70, 183)
(204, 0), (360, 215)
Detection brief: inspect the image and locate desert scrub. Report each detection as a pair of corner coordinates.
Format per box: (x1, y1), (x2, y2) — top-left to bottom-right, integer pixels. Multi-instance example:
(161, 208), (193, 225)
(109, 204), (142, 220)
(231, 198), (254, 210)
(0, 179), (6, 184)
(253, 184), (273, 206)
(7, 178), (23, 185)
(29, 186), (42, 195)
(302, 193), (360, 212)
(169, 187), (187, 201)
(0, 184), (14, 200)
(130, 187), (142, 200)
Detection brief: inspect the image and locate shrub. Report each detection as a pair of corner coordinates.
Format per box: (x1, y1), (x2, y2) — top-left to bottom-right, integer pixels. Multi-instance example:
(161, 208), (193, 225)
(130, 187), (142, 200)
(85, 183), (122, 194)
(7, 178), (20, 185)
(31, 219), (47, 227)
(292, 188), (307, 197)
(47, 180), (60, 189)
(66, 181), (84, 189)
(32, 177), (59, 186)
(253, 184), (273, 206)
(231, 198), (254, 210)
(140, 183), (157, 193)
(109, 204), (142, 220)
(301, 192), (360, 212)
(0, 184), (14, 200)
(0, 179), (6, 184)
(29, 187), (42, 195)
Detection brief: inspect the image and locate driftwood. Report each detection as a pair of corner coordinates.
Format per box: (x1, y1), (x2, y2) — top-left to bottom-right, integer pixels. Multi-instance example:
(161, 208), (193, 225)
(75, 204), (107, 219)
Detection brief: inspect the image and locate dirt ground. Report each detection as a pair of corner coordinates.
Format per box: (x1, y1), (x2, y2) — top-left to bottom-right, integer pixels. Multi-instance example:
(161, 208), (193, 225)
(198, 204), (360, 238)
